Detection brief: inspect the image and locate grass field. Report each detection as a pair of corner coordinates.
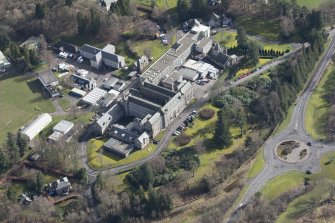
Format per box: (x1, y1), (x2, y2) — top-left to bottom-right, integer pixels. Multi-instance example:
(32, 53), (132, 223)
(305, 64), (334, 141)
(297, 0), (328, 8)
(0, 73), (55, 142)
(166, 104), (247, 184)
(87, 131), (165, 169)
(247, 147), (265, 179)
(260, 171), (306, 201)
(235, 16), (281, 41)
(276, 151), (335, 223)
(213, 30), (293, 79)
(58, 98), (71, 111)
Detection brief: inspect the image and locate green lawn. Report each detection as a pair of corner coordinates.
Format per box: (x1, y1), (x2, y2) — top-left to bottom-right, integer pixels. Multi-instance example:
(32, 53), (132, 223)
(260, 171), (306, 201)
(247, 147), (265, 179)
(166, 104), (248, 184)
(87, 131), (165, 170)
(297, 0), (328, 8)
(58, 98), (71, 111)
(277, 151), (335, 223)
(235, 16), (281, 41)
(0, 74), (55, 142)
(213, 31), (238, 48)
(305, 63), (334, 141)
(133, 0), (178, 10)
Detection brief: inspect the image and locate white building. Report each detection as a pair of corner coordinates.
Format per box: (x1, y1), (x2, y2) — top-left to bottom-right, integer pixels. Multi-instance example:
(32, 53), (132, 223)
(82, 87), (107, 105)
(22, 113), (52, 140)
(0, 51), (10, 69)
(48, 120), (74, 141)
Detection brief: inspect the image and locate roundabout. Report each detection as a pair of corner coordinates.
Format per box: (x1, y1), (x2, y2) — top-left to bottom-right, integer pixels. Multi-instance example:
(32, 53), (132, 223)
(275, 140), (310, 163)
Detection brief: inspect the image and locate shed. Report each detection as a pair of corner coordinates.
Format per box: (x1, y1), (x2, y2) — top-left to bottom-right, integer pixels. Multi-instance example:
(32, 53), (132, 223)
(53, 120), (74, 135)
(82, 88), (107, 105)
(22, 113), (52, 140)
(70, 88), (87, 97)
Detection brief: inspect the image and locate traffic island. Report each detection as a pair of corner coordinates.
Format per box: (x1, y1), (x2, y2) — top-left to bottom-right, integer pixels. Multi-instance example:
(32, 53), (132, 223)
(275, 140), (310, 163)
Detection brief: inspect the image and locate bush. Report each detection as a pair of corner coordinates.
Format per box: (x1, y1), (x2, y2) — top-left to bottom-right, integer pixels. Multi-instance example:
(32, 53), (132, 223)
(199, 108), (215, 120)
(174, 133), (191, 146)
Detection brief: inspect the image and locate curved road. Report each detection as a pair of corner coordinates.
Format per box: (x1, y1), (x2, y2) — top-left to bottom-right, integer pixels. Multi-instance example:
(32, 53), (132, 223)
(234, 31), (335, 215)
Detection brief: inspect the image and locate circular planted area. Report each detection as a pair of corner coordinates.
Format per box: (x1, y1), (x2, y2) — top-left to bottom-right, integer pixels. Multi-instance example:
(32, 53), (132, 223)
(275, 140), (310, 163)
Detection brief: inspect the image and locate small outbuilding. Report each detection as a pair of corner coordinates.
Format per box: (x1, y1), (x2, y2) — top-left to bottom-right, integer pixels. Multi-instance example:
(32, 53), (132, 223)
(22, 113), (52, 140)
(82, 87), (107, 105)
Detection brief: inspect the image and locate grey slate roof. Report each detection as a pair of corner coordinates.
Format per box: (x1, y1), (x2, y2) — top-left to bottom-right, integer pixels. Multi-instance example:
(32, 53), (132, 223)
(38, 71), (58, 85)
(80, 44), (101, 57)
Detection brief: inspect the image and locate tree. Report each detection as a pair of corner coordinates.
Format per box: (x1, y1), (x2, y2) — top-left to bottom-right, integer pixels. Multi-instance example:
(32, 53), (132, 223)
(213, 110), (232, 148)
(236, 26), (248, 50)
(16, 132), (27, 157)
(77, 12), (89, 35)
(36, 172), (44, 193)
(0, 150), (10, 173)
(9, 42), (21, 62)
(35, 3), (46, 20)
(29, 49), (40, 66)
(191, 0), (208, 19)
(6, 132), (19, 164)
(0, 29), (10, 50)
(90, 9), (101, 36)
(177, 0), (190, 22)
(65, 0), (74, 7)
(7, 187), (17, 201)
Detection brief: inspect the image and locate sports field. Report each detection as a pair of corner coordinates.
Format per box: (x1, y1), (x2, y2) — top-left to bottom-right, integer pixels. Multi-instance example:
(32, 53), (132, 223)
(0, 73), (55, 142)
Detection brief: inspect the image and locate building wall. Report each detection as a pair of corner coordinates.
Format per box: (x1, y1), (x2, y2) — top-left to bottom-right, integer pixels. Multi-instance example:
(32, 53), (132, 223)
(144, 112), (162, 137)
(79, 50), (95, 60)
(94, 103), (124, 135)
(127, 101), (155, 119)
(103, 57), (125, 69)
(161, 93), (184, 127)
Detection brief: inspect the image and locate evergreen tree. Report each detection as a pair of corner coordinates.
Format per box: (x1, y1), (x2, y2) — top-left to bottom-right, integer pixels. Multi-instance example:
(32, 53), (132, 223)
(35, 3), (46, 20)
(0, 150), (10, 173)
(6, 133), (19, 164)
(29, 49), (40, 66)
(9, 42), (21, 62)
(177, 0), (190, 22)
(36, 172), (44, 193)
(191, 0), (208, 19)
(0, 29), (10, 51)
(90, 9), (101, 36)
(65, 0), (74, 7)
(77, 12), (89, 35)
(213, 110), (232, 148)
(16, 132), (27, 157)
(236, 26), (248, 50)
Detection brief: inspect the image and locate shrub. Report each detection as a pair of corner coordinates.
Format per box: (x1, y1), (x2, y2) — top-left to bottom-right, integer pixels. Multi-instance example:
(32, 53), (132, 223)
(174, 133), (191, 146)
(199, 108), (215, 120)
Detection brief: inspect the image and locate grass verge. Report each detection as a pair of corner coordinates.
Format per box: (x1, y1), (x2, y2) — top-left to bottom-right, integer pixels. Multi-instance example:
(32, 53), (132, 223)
(305, 63), (334, 141)
(247, 147), (265, 179)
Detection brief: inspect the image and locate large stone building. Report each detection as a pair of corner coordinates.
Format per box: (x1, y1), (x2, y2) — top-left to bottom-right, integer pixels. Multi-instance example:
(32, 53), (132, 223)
(92, 20), (211, 157)
(79, 44), (125, 69)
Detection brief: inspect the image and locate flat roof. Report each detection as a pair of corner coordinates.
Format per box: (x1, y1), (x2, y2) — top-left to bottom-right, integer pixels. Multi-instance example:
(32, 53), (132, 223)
(141, 31), (199, 83)
(53, 120), (74, 134)
(104, 137), (134, 157)
(70, 88), (87, 97)
(82, 88), (107, 105)
(197, 37), (213, 48)
(162, 71), (182, 85)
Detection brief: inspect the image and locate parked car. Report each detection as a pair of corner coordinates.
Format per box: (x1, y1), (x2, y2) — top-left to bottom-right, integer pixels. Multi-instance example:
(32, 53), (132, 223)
(78, 58), (84, 64)
(173, 131), (180, 136)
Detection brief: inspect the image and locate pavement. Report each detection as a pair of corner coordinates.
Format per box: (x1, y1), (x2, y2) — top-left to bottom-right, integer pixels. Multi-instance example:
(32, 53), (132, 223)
(74, 31), (321, 222)
(227, 30), (335, 222)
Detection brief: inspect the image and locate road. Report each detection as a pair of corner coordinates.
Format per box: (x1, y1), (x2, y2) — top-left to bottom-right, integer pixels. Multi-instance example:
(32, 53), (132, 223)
(228, 31), (335, 222)
(75, 33), (306, 222)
